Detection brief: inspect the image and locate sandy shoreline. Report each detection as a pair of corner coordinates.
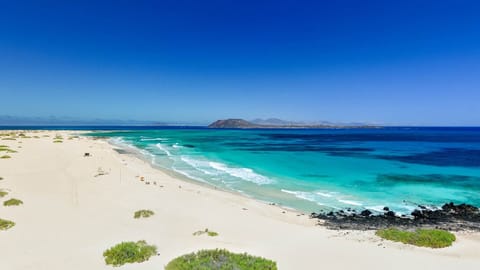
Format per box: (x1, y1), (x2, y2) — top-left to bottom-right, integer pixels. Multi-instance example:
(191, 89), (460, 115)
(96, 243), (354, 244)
(0, 130), (479, 269)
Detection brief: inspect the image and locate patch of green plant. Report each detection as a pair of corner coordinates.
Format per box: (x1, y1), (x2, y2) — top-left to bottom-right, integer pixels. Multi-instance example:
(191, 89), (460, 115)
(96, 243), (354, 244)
(1, 155), (11, 159)
(103, 240), (157, 267)
(53, 140), (63, 143)
(1, 138), (16, 140)
(193, 228), (219, 237)
(3, 198), (23, 206)
(0, 177), (3, 180)
(0, 218), (15, 230)
(134, 209), (155, 219)
(0, 189), (8, 198)
(376, 228), (456, 248)
(207, 231), (219, 237)
(165, 249), (277, 270)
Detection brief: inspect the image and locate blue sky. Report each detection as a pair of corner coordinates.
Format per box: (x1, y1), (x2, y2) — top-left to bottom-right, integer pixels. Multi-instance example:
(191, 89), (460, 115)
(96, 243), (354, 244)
(1, 0), (479, 125)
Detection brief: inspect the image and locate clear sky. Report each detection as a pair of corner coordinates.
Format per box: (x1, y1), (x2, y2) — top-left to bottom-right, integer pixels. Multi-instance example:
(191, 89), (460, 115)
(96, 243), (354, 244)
(1, 0), (479, 125)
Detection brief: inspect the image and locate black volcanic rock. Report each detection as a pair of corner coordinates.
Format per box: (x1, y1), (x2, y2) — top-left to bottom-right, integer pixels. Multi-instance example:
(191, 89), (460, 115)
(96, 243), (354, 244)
(360, 209), (372, 217)
(310, 202), (480, 231)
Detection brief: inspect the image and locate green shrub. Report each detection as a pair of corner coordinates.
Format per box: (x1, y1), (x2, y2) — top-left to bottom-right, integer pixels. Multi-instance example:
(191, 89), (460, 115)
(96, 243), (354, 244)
(193, 228), (218, 237)
(103, 240), (157, 266)
(134, 209), (155, 219)
(207, 231), (219, 237)
(0, 177), (3, 180)
(1, 155), (11, 159)
(53, 140), (63, 143)
(3, 198), (23, 206)
(376, 228), (456, 248)
(0, 218), (15, 230)
(0, 189), (8, 198)
(165, 249), (277, 270)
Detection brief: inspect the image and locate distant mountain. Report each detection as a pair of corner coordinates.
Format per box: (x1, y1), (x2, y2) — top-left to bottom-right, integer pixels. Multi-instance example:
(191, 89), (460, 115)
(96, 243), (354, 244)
(251, 118), (300, 126)
(251, 118), (374, 127)
(209, 118), (379, 129)
(208, 119), (260, 128)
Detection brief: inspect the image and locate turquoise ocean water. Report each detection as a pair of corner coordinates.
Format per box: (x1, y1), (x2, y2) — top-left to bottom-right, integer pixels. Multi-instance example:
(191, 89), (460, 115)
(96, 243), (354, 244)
(90, 127), (480, 215)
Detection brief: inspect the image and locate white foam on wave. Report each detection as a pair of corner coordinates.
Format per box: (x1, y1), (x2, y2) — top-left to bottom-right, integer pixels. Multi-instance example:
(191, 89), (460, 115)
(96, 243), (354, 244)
(180, 156), (220, 176)
(171, 167), (208, 183)
(316, 191), (334, 198)
(109, 137), (143, 153)
(281, 189), (318, 203)
(140, 137), (167, 141)
(178, 155), (273, 185)
(338, 199), (363, 206)
(155, 143), (172, 156)
(366, 205), (386, 212)
(172, 143), (182, 148)
(208, 161), (273, 185)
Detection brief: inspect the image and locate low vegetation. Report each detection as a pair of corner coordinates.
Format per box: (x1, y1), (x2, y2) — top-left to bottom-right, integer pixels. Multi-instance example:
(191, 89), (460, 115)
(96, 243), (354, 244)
(165, 249), (278, 270)
(0, 218), (15, 230)
(0, 189), (8, 198)
(53, 140), (63, 143)
(193, 228), (218, 237)
(3, 198), (23, 206)
(0, 177), (3, 181)
(1, 155), (11, 159)
(0, 146), (17, 153)
(134, 209), (155, 219)
(103, 240), (157, 267)
(376, 228), (456, 248)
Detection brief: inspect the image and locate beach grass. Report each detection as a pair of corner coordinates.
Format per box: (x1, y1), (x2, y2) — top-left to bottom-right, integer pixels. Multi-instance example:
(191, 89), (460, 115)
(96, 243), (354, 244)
(376, 228), (456, 248)
(0, 177), (3, 181)
(0, 147), (17, 153)
(53, 140), (63, 143)
(0, 218), (15, 230)
(1, 155), (12, 159)
(193, 228), (218, 237)
(133, 209), (155, 219)
(0, 189), (8, 198)
(165, 249), (277, 270)
(207, 231), (219, 237)
(103, 240), (157, 266)
(3, 198), (23, 206)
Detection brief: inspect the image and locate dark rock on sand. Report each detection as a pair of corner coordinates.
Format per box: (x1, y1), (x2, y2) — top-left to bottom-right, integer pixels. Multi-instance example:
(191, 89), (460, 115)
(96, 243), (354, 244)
(310, 202), (480, 231)
(360, 210), (372, 217)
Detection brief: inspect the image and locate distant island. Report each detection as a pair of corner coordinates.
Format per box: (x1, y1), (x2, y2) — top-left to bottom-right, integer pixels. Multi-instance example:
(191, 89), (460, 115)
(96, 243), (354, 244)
(208, 118), (379, 129)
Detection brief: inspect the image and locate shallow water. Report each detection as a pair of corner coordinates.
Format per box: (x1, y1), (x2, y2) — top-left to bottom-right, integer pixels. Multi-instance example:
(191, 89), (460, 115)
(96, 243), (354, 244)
(90, 127), (480, 214)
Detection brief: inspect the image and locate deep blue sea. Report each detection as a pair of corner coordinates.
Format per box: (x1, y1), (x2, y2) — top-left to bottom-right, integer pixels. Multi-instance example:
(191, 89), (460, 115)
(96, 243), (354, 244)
(75, 127), (479, 215)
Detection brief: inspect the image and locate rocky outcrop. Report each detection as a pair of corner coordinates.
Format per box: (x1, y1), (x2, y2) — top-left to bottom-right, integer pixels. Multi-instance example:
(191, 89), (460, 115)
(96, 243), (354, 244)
(208, 119), (259, 129)
(310, 202), (480, 231)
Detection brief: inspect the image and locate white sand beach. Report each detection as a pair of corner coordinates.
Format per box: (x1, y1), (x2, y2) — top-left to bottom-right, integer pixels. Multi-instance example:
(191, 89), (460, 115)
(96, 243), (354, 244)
(0, 131), (479, 270)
